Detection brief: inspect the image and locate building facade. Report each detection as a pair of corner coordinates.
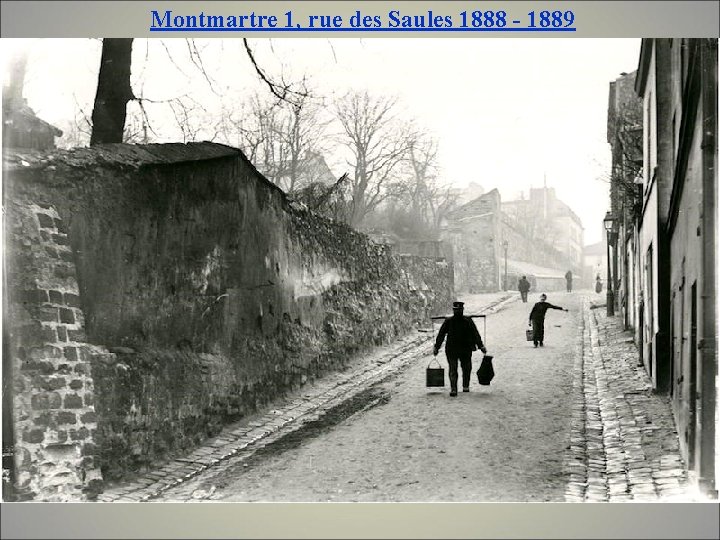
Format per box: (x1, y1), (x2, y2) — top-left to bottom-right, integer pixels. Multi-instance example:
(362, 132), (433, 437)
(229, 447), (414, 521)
(502, 186), (584, 270)
(622, 38), (717, 497)
(441, 189), (579, 293)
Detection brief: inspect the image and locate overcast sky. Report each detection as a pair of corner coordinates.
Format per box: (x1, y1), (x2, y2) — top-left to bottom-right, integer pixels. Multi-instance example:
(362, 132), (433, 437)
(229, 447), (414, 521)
(2, 38), (641, 245)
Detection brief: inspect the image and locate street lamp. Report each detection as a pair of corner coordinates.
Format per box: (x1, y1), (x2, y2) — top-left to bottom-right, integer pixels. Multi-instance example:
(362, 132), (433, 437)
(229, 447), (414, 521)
(502, 239), (508, 291)
(603, 212), (617, 316)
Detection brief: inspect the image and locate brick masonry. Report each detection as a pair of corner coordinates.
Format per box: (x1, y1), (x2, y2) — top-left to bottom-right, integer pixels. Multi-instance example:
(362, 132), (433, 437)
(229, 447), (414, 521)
(4, 201), (107, 501)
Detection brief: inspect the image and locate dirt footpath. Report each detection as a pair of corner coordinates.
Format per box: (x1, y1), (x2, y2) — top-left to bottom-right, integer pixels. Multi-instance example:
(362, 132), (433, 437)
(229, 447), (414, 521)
(160, 292), (580, 502)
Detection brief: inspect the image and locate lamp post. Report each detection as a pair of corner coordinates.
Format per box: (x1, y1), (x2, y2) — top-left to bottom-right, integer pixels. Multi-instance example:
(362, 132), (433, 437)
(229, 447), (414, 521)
(603, 213), (617, 316)
(502, 240), (508, 291)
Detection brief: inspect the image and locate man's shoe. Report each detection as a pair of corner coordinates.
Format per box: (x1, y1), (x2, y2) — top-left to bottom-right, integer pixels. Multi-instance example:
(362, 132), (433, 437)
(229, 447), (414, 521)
(534, 342), (538, 348)
(540, 342), (544, 347)
(450, 390), (457, 397)
(462, 387), (470, 392)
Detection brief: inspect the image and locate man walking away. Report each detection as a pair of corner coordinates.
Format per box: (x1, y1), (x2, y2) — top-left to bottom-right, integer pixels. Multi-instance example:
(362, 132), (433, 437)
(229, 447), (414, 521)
(518, 275), (531, 303)
(565, 270), (573, 292)
(433, 301), (487, 396)
(528, 293), (568, 348)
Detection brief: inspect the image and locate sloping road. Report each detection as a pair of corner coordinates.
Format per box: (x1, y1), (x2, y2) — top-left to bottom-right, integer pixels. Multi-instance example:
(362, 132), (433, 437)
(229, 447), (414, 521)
(158, 291), (580, 502)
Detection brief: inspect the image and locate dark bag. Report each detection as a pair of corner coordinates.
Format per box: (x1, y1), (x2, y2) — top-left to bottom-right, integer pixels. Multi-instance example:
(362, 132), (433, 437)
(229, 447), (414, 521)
(426, 358), (445, 387)
(595, 281), (603, 293)
(476, 355), (495, 385)
(526, 328), (534, 341)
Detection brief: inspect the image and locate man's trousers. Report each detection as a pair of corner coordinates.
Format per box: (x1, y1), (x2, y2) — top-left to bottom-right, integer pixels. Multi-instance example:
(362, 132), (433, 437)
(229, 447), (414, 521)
(446, 350), (472, 390)
(531, 319), (545, 345)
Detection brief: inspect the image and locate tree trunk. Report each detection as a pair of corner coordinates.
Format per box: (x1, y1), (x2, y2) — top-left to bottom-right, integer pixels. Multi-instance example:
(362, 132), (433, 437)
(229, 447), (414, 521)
(90, 38), (134, 145)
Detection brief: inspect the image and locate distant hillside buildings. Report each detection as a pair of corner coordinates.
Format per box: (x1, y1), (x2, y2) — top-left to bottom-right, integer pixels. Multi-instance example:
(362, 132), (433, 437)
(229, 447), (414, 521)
(439, 186), (582, 293)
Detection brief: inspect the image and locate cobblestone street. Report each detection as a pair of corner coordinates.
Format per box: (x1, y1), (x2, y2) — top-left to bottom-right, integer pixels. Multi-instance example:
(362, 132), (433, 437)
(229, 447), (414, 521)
(564, 297), (699, 502)
(97, 291), (703, 503)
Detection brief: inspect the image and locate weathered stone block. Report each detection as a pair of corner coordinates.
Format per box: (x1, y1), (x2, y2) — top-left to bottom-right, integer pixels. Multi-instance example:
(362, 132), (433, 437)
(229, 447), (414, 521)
(59, 308), (75, 325)
(67, 329), (86, 342)
(52, 234), (70, 246)
(48, 290), (64, 304)
(43, 243), (59, 257)
(84, 394), (95, 407)
(23, 429), (45, 444)
(80, 411), (97, 424)
(64, 347), (78, 362)
(22, 289), (49, 304)
(63, 394), (84, 409)
(38, 306), (59, 323)
(64, 293), (81, 307)
(70, 427), (89, 441)
(53, 265), (75, 280)
(81, 443), (97, 457)
(56, 326), (68, 342)
(20, 322), (57, 345)
(21, 360), (55, 374)
(69, 379), (84, 390)
(31, 391), (62, 410)
(39, 376), (67, 392)
(36, 213), (55, 229)
(54, 218), (67, 233)
(57, 411), (77, 425)
(28, 345), (62, 360)
(74, 363), (91, 375)
(33, 412), (52, 427)
(59, 251), (75, 263)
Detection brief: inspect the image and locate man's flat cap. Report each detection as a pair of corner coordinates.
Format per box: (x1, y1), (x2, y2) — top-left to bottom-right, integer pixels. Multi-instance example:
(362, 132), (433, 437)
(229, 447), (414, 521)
(452, 301), (464, 308)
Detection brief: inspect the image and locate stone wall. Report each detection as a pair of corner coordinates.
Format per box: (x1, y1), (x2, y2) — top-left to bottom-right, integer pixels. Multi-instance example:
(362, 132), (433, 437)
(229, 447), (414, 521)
(3, 143), (454, 495)
(3, 200), (106, 501)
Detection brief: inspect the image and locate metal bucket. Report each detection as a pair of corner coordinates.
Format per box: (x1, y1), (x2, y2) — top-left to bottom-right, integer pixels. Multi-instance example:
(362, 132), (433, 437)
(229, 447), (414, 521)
(526, 328), (534, 341)
(426, 358), (445, 387)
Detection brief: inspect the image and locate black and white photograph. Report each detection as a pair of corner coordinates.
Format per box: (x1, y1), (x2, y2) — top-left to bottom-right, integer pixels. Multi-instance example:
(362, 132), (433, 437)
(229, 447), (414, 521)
(1, 32), (717, 511)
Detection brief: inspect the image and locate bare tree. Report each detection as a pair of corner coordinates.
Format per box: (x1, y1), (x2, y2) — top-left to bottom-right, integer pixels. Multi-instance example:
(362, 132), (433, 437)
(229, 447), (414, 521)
(90, 39), (134, 145)
(274, 96), (331, 193)
(88, 38), (312, 147)
(375, 131), (460, 239)
(334, 91), (413, 227)
(218, 91), (329, 194)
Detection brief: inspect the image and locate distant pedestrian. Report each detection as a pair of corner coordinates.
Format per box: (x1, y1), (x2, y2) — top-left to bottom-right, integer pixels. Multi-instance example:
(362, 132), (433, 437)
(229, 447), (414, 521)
(595, 274), (603, 294)
(518, 275), (531, 303)
(565, 270), (573, 292)
(433, 301), (487, 396)
(528, 293), (568, 348)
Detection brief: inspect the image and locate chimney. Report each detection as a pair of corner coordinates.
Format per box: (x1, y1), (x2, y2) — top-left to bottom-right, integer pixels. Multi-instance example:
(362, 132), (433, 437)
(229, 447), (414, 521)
(5, 53), (28, 109)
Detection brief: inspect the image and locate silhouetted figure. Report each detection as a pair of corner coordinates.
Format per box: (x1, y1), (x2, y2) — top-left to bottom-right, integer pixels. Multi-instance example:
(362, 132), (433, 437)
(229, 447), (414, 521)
(595, 274), (603, 293)
(528, 293), (568, 348)
(565, 270), (573, 292)
(518, 275), (531, 303)
(433, 301), (487, 396)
